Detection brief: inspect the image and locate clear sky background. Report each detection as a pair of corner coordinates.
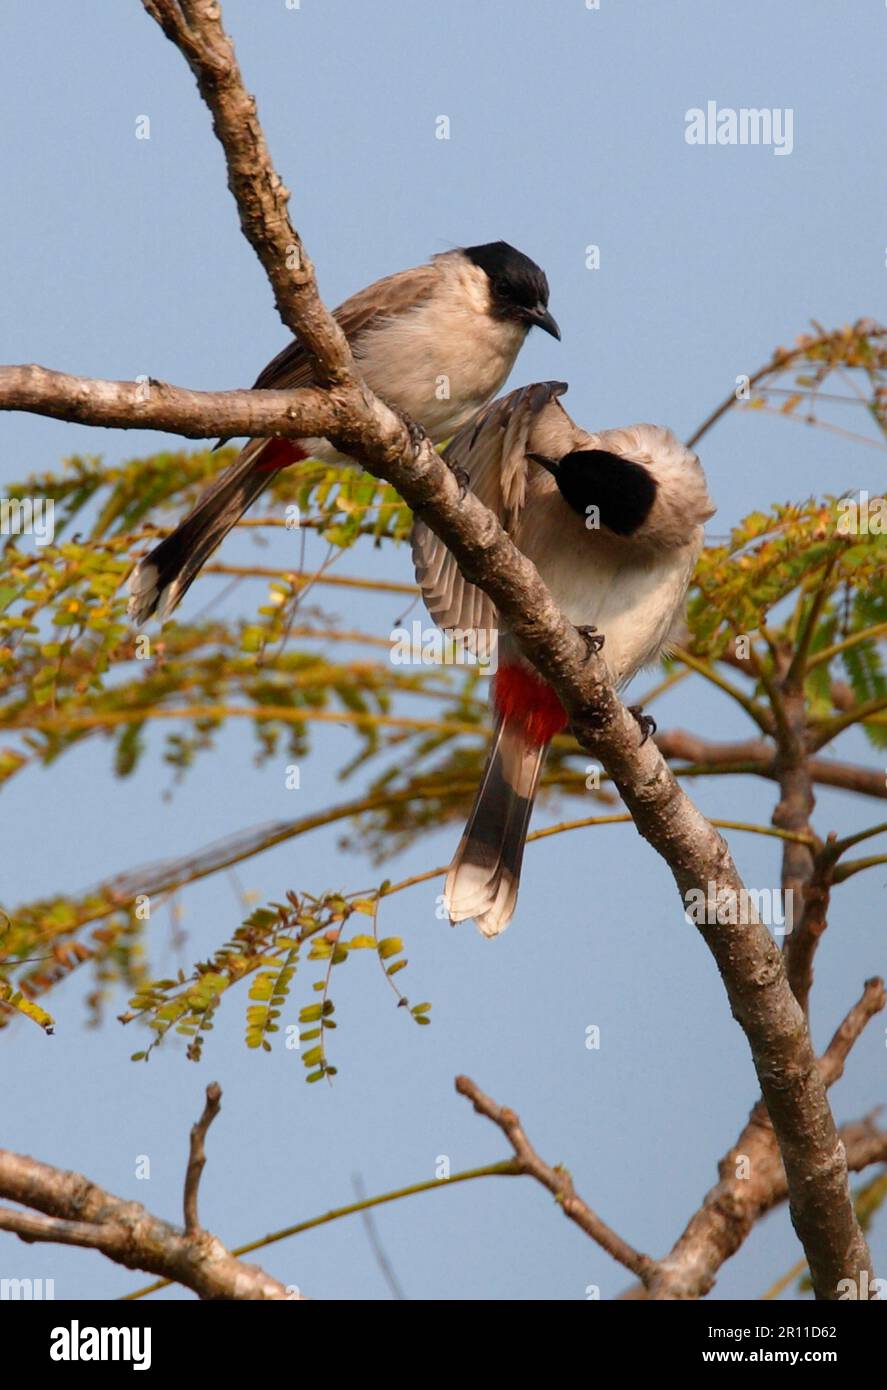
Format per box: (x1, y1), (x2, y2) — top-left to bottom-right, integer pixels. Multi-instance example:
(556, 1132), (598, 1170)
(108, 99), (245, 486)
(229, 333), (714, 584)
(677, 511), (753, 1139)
(1, 0), (885, 1301)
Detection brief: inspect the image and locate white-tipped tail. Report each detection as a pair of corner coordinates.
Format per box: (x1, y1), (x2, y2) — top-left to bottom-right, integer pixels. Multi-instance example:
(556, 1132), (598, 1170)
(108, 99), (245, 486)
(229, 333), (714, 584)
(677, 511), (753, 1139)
(445, 717), (548, 937)
(127, 558), (175, 626)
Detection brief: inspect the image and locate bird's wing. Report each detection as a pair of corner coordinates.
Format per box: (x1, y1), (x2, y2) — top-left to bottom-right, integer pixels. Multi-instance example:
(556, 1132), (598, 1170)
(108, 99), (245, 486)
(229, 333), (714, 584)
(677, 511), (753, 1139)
(251, 264), (442, 392)
(411, 381), (570, 636)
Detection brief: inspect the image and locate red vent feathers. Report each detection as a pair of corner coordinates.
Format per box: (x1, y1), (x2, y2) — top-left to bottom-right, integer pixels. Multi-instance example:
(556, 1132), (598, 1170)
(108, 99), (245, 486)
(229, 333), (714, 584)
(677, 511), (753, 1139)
(493, 664), (568, 746)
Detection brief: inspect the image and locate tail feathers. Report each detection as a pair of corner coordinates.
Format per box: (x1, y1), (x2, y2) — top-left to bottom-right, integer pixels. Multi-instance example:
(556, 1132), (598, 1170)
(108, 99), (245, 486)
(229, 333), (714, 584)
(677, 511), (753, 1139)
(127, 439), (276, 624)
(445, 717), (547, 937)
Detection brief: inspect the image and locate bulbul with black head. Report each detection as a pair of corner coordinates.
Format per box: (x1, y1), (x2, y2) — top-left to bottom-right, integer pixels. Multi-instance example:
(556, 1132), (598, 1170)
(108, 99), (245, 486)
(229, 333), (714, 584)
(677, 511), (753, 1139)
(411, 381), (715, 937)
(128, 242), (559, 624)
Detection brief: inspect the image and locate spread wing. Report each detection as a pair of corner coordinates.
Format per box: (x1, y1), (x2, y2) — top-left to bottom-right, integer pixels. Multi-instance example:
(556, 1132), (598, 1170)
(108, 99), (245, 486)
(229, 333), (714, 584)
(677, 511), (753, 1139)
(251, 264), (441, 392)
(411, 381), (569, 637)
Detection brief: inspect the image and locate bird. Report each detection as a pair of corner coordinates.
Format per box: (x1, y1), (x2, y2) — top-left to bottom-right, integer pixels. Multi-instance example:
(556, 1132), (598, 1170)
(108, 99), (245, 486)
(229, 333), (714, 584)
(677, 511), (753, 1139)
(127, 241), (559, 624)
(411, 380), (715, 937)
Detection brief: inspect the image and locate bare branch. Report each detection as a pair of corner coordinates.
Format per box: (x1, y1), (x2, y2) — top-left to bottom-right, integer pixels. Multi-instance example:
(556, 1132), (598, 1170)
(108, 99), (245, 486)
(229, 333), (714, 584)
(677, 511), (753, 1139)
(657, 729), (887, 801)
(820, 977), (887, 1084)
(0, 1207), (116, 1252)
(840, 1122), (887, 1178)
(628, 979), (886, 1299)
(834, 852), (887, 884)
(0, 365), (344, 439)
(767, 676), (820, 1014)
(671, 648), (773, 733)
(685, 328), (852, 450)
(456, 1075), (656, 1284)
(126, 1157), (518, 1300)
(785, 843), (836, 1013)
(140, 0), (352, 381)
(184, 1081), (222, 1233)
(352, 1173), (407, 1300)
(813, 693), (887, 751)
(0, 1084), (298, 1299)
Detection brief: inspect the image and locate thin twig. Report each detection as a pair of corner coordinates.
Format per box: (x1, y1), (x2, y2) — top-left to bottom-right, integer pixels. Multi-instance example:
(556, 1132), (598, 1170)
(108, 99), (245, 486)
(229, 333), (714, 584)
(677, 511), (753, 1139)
(352, 1173), (407, 1300)
(184, 1081), (222, 1233)
(124, 1158), (518, 1300)
(820, 978), (887, 1085)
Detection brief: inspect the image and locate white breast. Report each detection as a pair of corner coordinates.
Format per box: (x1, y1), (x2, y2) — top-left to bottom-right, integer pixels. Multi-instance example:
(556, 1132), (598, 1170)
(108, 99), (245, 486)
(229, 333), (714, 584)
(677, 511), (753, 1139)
(514, 498), (702, 687)
(353, 259), (527, 440)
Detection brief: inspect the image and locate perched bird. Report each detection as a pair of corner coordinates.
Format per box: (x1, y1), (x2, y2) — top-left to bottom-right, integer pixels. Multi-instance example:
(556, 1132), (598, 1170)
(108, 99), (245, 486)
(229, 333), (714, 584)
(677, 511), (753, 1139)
(128, 241), (559, 623)
(411, 381), (715, 937)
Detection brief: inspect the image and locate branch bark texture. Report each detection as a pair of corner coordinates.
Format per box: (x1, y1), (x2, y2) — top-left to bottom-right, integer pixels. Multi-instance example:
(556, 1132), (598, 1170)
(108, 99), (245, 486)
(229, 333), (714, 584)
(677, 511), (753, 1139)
(0, 1083), (297, 1299)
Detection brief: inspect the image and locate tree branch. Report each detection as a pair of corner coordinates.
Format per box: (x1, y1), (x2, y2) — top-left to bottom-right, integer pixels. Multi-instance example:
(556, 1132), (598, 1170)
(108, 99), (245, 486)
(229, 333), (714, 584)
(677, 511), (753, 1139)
(184, 1081), (222, 1233)
(671, 648), (773, 733)
(0, 365), (346, 439)
(784, 841), (838, 1015)
(626, 978), (886, 1299)
(685, 328), (848, 450)
(770, 681), (820, 1012)
(141, 0), (352, 382)
(125, 1157), (519, 1300)
(0, 1083), (298, 1299)
(820, 977), (887, 1083)
(455, 1075), (656, 1284)
(657, 728), (887, 801)
(813, 693), (887, 751)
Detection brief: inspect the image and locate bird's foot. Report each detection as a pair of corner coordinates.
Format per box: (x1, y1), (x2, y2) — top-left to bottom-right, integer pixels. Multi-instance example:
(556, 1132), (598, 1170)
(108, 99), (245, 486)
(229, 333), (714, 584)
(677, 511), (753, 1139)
(628, 704), (657, 744)
(387, 402), (429, 460)
(449, 463), (470, 499)
(576, 625), (605, 660)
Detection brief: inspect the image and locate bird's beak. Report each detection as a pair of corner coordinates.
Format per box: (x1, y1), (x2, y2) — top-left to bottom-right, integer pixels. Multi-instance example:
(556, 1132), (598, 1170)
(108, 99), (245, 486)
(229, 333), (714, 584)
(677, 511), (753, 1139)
(527, 304), (561, 340)
(527, 452), (559, 476)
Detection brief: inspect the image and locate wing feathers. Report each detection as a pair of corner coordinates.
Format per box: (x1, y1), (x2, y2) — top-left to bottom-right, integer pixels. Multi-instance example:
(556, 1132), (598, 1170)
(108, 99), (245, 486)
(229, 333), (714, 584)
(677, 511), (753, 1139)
(252, 264), (441, 393)
(411, 381), (570, 638)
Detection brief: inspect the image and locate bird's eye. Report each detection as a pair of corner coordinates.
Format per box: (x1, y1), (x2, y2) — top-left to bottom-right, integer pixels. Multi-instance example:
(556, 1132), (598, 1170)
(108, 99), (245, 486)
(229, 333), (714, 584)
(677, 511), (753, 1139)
(493, 277), (510, 297)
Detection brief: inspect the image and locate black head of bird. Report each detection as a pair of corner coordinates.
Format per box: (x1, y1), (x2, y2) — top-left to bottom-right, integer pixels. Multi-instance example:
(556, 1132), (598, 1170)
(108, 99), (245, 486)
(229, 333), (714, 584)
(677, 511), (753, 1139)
(463, 240), (561, 339)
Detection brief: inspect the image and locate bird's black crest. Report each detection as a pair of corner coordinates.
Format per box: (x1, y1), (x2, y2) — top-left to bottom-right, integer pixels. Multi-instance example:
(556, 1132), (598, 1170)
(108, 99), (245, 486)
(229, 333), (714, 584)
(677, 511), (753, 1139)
(554, 449), (658, 536)
(462, 240), (551, 316)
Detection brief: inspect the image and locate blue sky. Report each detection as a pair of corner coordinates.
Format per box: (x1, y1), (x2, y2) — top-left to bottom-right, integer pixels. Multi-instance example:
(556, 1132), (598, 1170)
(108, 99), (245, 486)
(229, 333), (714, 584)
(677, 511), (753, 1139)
(1, 0), (885, 1300)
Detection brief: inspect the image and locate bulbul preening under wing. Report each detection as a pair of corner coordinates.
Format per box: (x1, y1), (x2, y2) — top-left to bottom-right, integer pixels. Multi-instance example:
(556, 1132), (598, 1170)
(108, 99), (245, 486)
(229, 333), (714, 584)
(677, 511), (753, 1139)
(128, 242), (559, 624)
(411, 381), (715, 937)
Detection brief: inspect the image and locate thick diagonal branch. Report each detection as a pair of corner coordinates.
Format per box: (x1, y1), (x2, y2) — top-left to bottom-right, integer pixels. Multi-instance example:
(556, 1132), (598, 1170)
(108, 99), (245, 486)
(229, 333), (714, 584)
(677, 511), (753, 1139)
(631, 978), (886, 1299)
(142, 0), (351, 382)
